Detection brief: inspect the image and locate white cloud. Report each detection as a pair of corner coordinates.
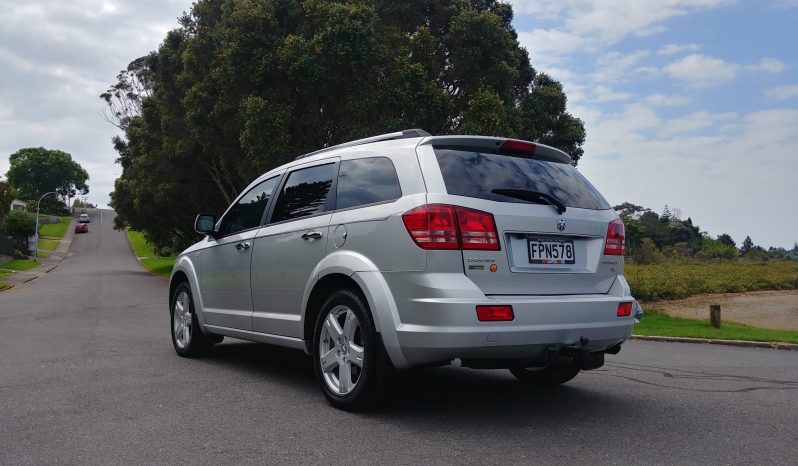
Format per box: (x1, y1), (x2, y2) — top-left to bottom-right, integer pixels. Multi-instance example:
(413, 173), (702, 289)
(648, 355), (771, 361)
(591, 50), (651, 82)
(578, 106), (798, 248)
(517, 29), (586, 67)
(664, 54), (740, 87)
(658, 111), (737, 137)
(745, 57), (788, 73)
(644, 93), (692, 106)
(657, 43), (701, 55)
(512, 0), (733, 46)
(764, 84), (798, 100)
(0, 0), (190, 206)
(591, 85), (633, 102)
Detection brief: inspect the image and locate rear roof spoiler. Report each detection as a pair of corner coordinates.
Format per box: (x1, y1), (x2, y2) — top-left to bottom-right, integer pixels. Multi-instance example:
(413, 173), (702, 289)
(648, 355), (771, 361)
(295, 129), (431, 160)
(419, 135), (573, 164)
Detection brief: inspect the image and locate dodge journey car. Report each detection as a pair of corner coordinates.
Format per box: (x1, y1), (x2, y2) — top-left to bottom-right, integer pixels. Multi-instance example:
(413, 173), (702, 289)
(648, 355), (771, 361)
(169, 129), (640, 410)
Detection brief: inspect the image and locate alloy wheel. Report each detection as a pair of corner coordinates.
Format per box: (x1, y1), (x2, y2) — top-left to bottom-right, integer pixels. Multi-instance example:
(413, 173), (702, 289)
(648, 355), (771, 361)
(318, 305), (365, 395)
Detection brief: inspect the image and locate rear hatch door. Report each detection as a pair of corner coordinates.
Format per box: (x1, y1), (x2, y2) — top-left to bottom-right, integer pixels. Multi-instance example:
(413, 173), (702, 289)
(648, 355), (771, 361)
(429, 143), (620, 296)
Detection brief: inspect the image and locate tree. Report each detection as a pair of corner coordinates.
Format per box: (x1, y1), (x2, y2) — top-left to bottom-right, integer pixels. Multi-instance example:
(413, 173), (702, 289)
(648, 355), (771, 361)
(661, 204), (672, 223)
(4, 210), (35, 250)
(6, 148), (89, 201)
(741, 235), (754, 254)
(717, 233), (736, 248)
(0, 181), (16, 228)
(613, 202), (647, 220)
(103, 0), (587, 249)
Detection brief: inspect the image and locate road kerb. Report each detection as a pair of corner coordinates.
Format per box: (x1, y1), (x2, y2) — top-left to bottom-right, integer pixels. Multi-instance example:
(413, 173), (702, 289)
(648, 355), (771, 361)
(631, 334), (798, 351)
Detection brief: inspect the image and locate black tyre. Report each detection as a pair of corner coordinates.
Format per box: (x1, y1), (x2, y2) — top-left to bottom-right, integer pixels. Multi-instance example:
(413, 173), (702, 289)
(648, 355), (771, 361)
(509, 362), (581, 387)
(312, 289), (388, 411)
(170, 282), (215, 357)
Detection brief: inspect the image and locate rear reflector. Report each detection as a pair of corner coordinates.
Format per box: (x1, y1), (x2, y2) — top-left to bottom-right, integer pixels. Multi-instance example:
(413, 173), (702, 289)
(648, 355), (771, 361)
(617, 302), (632, 317)
(476, 305), (514, 322)
(402, 204), (500, 251)
(499, 139), (537, 156)
(604, 219), (625, 256)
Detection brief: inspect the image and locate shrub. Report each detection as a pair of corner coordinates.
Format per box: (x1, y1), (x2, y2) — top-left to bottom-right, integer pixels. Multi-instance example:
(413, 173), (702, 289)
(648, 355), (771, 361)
(633, 238), (661, 264)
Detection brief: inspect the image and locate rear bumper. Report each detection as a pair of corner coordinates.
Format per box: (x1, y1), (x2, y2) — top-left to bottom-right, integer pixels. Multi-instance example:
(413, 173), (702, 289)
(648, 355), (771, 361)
(374, 272), (635, 369)
(394, 297), (634, 367)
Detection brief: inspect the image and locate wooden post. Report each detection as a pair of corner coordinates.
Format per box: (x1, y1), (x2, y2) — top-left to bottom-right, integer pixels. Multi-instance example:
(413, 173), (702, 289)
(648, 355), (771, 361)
(710, 304), (721, 328)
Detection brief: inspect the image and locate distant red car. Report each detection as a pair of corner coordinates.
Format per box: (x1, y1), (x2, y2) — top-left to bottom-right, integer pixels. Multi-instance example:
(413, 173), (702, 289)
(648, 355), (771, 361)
(75, 223), (88, 234)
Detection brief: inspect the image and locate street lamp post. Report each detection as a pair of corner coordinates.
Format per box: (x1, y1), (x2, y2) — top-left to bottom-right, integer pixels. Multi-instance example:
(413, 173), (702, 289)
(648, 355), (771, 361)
(34, 191), (57, 263)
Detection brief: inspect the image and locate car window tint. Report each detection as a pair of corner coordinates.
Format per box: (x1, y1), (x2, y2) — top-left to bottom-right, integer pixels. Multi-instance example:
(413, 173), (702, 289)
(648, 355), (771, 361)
(271, 163), (335, 223)
(434, 148), (611, 210)
(336, 157), (401, 210)
(218, 176), (280, 236)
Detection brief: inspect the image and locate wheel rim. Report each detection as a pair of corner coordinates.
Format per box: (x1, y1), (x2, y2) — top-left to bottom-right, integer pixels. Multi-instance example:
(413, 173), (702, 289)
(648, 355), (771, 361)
(318, 305), (364, 395)
(172, 290), (192, 350)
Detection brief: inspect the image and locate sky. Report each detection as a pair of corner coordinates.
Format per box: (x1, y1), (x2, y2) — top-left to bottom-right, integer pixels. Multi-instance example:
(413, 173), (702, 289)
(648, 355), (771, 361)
(1, 1), (796, 248)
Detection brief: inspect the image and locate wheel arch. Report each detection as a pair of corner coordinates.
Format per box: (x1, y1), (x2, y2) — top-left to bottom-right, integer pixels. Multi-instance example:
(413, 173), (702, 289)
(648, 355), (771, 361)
(300, 250), (408, 368)
(169, 256), (207, 325)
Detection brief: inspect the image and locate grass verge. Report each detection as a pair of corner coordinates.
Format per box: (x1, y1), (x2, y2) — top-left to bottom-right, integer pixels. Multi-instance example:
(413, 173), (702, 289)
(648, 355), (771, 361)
(38, 238), (59, 250)
(0, 259), (39, 271)
(633, 310), (798, 344)
(127, 230), (176, 278)
(626, 259), (798, 302)
(39, 217), (71, 238)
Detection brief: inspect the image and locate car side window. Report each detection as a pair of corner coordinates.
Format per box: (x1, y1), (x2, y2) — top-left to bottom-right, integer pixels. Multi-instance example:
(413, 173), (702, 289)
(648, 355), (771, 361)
(336, 157), (402, 210)
(218, 176), (280, 236)
(270, 163), (335, 223)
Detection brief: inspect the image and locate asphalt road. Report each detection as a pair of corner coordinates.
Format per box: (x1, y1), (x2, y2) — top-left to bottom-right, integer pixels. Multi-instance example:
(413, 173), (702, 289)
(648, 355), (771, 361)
(1, 210), (796, 465)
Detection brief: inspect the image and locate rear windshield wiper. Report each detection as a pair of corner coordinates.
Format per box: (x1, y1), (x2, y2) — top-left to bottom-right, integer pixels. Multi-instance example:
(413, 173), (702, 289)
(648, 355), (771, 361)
(491, 188), (567, 215)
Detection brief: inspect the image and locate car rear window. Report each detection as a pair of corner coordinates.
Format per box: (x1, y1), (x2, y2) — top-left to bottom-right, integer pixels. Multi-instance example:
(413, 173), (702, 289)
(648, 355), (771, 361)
(433, 148), (611, 210)
(336, 157), (401, 210)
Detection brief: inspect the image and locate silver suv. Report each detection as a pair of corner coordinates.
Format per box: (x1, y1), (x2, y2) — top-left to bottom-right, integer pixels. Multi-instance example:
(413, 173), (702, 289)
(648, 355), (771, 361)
(169, 129), (640, 410)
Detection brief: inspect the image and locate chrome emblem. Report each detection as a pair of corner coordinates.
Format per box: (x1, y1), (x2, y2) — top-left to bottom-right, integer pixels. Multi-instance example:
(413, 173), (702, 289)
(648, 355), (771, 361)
(557, 219), (566, 231)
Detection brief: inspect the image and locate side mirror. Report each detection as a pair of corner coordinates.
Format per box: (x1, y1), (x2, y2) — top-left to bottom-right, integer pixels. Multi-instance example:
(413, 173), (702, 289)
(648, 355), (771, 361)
(194, 213), (217, 236)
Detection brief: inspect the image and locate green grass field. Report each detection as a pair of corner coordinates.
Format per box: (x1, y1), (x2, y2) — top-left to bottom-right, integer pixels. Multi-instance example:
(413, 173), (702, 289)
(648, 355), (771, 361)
(127, 230), (176, 278)
(39, 217), (71, 238)
(633, 310), (798, 344)
(626, 259), (798, 302)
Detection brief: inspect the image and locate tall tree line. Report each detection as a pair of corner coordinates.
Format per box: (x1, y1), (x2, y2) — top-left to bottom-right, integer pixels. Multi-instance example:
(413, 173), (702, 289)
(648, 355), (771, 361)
(104, 0), (587, 249)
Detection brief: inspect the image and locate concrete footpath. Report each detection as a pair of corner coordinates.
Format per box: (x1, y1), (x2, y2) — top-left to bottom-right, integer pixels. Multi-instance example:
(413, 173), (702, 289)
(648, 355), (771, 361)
(0, 217), (77, 289)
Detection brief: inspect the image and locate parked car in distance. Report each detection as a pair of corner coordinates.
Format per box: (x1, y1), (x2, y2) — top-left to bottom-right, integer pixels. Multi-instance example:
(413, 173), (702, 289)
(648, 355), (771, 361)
(75, 223), (88, 234)
(78, 213), (90, 223)
(169, 129), (641, 410)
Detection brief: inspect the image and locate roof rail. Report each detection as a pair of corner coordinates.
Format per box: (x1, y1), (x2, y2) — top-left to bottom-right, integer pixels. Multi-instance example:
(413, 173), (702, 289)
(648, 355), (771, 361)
(295, 128), (431, 160)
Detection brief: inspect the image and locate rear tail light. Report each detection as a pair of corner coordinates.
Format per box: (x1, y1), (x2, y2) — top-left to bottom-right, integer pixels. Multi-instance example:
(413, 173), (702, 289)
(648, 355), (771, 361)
(604, 219), (625, 256)
(402, 204), (500, 251)
(401, 204), (459, 249)
(476, 305), (514, 322)
(617, 302), (633, 317)
(456, 206), (499, 250)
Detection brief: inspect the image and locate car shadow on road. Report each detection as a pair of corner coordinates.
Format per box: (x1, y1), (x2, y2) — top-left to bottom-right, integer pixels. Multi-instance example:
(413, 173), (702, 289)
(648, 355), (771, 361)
(198, 341), (638, 422)
(198, 341), (318, 395)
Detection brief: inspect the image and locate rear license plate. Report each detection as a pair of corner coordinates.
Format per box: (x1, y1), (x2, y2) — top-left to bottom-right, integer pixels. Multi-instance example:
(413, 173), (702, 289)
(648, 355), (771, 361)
(528, 238), (575, 264)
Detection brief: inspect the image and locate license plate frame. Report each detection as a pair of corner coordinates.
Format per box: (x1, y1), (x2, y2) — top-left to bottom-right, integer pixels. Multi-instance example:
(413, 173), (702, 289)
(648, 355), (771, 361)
(527, 237), (576, 264)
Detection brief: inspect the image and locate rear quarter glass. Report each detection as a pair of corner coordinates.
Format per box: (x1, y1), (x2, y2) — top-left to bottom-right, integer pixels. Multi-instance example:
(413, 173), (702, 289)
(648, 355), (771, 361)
(433, 148), (611, 210)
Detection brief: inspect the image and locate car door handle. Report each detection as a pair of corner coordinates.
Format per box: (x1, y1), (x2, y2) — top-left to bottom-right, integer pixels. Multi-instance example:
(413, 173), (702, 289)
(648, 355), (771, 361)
(301, 231), (323, 241)
(235, 242), (251, 251)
